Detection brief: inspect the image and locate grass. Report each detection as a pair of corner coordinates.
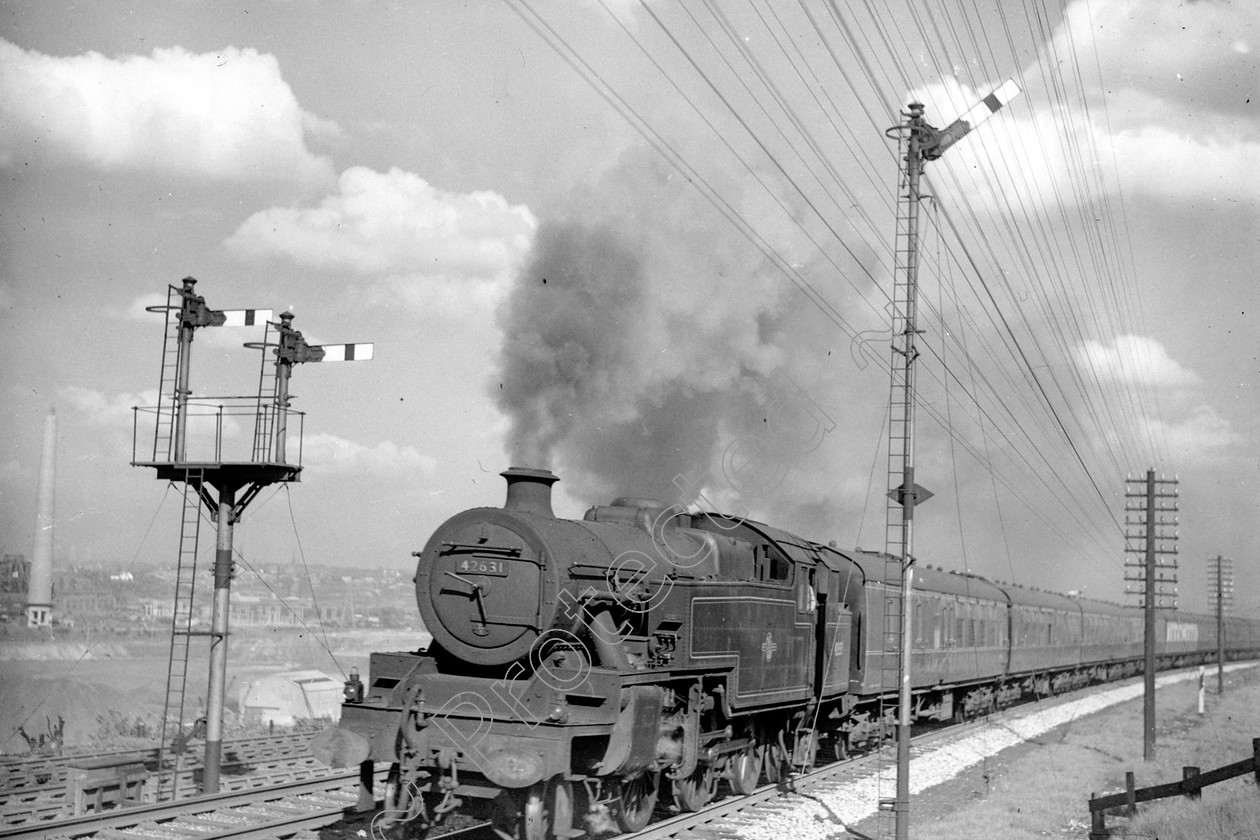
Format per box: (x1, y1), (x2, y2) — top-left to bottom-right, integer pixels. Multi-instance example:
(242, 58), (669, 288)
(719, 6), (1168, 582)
(1123, 794), (1260, 839)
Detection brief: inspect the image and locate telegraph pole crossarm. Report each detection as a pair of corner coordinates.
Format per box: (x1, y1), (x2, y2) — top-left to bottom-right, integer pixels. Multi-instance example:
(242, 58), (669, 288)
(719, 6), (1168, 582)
(1123, 470), (1179, 761)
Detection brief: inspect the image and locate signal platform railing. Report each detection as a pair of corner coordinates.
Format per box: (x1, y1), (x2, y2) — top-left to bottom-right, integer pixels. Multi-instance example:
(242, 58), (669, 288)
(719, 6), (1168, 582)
(130, 397), (305, 468)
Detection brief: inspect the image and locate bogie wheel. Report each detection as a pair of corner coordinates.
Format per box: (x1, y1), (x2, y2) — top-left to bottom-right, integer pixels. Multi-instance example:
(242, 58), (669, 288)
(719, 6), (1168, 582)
(495, 780), (573, 840)
(376, 769), (429, 840)
(491, 792), (522, 840)
(727, 744), (762, 795)
(550, 780), (574, 840)
(614, 770), (659, 833)
(672, 764), (718, 812)
(522, 783), (548, 840)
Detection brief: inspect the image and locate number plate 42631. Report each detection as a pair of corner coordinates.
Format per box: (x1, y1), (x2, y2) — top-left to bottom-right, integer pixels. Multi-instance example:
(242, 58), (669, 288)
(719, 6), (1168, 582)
(457, 558), (508, 576)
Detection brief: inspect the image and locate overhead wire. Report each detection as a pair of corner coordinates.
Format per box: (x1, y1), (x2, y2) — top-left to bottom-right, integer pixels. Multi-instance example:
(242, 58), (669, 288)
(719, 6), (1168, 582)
(506, 0), (1158, 578)
(631, 0), (1122, 553)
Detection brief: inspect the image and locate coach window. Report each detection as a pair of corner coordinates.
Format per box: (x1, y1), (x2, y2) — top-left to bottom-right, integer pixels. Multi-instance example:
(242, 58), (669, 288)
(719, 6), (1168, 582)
(932, 597), (942, 649)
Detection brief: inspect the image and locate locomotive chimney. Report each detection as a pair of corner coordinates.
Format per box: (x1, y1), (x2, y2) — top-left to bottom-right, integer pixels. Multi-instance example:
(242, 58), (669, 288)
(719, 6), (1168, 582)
(501, 467), (559, 517)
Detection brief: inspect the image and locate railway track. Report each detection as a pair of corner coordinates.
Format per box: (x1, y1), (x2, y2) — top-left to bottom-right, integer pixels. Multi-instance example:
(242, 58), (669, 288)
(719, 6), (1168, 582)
(1, 733), (313, 788)
(5, 669), (1236, 840)
(0, 770), (365, 840)
(0, 768), (497, 840)
(0, 733), (319, 826)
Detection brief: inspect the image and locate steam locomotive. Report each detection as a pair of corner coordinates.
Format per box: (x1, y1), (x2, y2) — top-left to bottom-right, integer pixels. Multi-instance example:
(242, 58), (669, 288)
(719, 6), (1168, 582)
(314, 467), (1260, 839)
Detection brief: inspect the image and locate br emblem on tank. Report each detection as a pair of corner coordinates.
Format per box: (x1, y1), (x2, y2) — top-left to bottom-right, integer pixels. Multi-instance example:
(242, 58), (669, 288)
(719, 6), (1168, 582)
(761, 632), (778, 662)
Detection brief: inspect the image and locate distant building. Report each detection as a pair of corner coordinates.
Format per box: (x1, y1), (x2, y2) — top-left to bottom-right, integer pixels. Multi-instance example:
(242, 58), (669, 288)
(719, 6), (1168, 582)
(238, 670), (342, 726)
(1, 555), (29, 594)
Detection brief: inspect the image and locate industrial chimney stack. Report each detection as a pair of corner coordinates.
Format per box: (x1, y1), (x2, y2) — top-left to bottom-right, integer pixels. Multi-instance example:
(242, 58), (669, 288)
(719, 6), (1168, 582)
(26, 409), (55, 628)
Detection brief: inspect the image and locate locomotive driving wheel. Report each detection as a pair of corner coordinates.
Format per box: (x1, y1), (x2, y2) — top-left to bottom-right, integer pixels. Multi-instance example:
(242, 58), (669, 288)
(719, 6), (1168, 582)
(614, 770), (659, 832)
(672, 763), (718, 812)
(727, 744), (762, 795)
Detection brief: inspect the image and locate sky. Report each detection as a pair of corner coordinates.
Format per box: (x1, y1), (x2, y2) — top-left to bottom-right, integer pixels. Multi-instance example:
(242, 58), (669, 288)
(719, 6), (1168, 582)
(0, 0), (1256, 617)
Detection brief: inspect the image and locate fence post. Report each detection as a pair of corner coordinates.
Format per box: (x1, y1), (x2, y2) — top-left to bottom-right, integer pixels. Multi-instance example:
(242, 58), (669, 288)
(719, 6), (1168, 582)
(1182, 766), (1201, 801)
(1126, 771), (1136, 815)
(1253, 738), (1260, 787)
(1089, 793), (1106, 839)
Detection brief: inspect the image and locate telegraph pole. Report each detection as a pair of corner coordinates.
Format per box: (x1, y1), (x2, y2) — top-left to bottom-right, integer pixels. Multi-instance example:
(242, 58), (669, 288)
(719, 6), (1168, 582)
(1207, 555), (1233, 694)
(1124, 470), (1178, 761)
(881, 79), (1019, 840)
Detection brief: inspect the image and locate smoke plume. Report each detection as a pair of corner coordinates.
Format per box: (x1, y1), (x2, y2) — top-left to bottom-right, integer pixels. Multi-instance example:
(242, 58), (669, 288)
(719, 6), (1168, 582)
(493, 145), (883, 531)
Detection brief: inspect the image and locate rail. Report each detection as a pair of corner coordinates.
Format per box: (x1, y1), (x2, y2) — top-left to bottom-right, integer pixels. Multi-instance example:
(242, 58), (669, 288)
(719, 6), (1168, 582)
(1088, 736), (1260, 838)
(0, 769), (367, 840)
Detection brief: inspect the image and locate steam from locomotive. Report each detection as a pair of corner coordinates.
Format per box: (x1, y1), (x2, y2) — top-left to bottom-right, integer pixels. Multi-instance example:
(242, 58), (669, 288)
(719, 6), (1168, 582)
(489, 147), (873, 521)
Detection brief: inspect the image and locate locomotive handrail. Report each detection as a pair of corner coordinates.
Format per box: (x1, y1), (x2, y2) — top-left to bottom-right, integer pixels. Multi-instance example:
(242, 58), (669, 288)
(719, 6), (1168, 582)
(439, 542), (524, 557)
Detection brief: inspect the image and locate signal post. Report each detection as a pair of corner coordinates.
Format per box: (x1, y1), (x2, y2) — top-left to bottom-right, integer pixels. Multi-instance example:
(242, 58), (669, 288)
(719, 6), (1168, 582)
(133, 278), (371, 795)
(881, 81), (1019, 840)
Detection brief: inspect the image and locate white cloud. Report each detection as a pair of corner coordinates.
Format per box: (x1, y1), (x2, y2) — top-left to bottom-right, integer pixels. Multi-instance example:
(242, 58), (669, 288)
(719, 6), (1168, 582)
(225, 166), (537, 282)
(0, 39), (336, 186)
(1152, 404), (1239, 460)
(914, 80), (1260, 213)
(60, 386), (158, 426)
(1104, 120), (1260, 203)
(302, 432), (437, 474)
(911, 0), (1260, 209)
(1076, 335), (1200, 389)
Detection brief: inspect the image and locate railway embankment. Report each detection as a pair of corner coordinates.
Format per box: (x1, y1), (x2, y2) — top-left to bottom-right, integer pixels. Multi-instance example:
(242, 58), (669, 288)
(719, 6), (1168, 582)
(673, 663), (1259, 840)
(853, 662), (1260, 839)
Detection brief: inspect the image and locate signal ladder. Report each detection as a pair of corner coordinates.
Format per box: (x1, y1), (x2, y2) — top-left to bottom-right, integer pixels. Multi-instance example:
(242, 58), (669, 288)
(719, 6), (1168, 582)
(151, 285), (187, 462)
(876, 127), (919, 837)
(251, 320), (279, 462)
(155, 468), (206, 801)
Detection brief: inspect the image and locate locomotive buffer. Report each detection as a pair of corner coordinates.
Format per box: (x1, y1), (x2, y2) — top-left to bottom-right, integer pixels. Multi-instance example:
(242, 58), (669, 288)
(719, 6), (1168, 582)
(881, 80), (1020, 840)
(133, 277), (372, 796)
